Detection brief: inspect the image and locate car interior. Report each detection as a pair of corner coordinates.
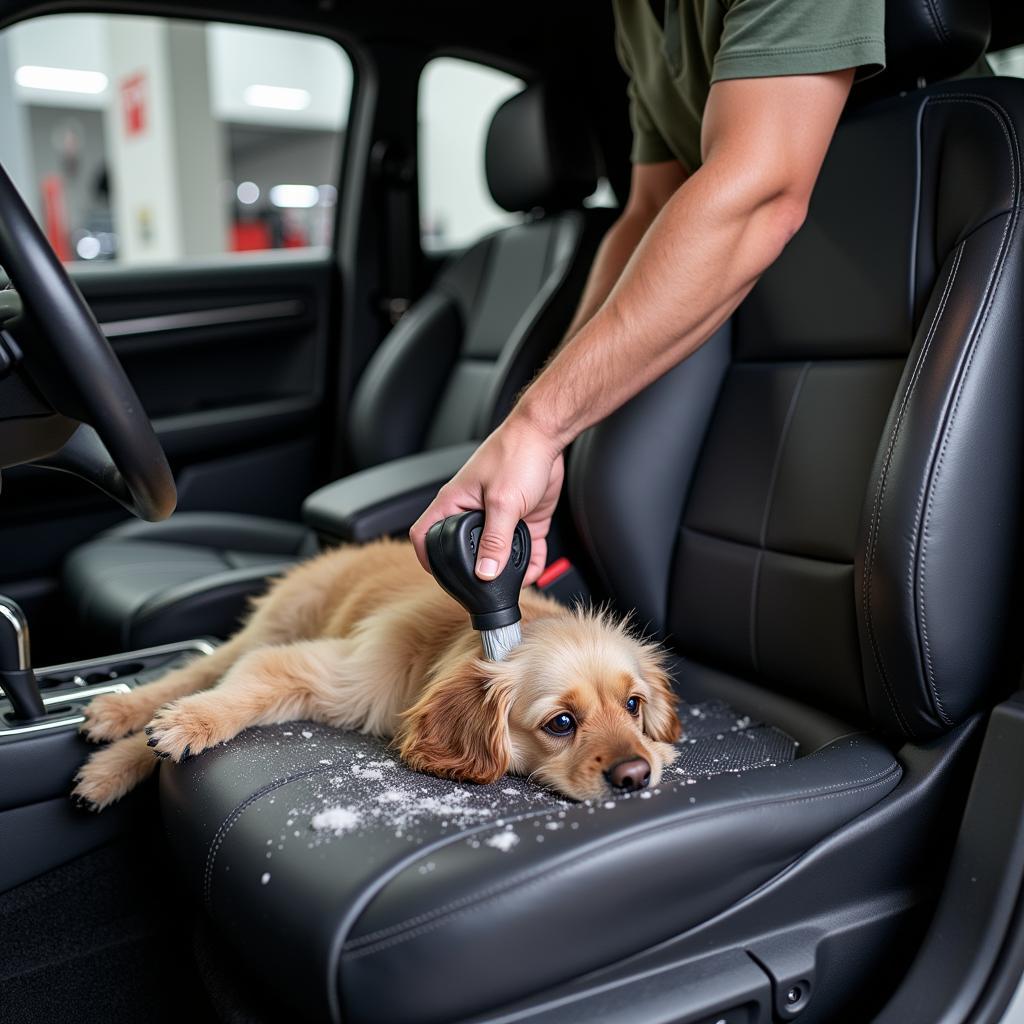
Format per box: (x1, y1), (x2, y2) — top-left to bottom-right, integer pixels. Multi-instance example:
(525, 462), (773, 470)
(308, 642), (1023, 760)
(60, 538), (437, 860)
(1, 1), (1024, 1023)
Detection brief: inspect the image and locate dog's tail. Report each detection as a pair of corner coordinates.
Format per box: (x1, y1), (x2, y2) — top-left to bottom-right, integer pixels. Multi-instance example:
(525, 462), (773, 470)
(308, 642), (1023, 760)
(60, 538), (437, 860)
(72, 731), (159, 811)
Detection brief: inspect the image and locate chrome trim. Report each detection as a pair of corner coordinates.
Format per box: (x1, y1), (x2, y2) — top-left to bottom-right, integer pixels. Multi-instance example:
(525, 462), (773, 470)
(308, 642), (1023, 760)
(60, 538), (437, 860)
(1, 640), (216, 739)
(1, 682), (130, 737)
(37, 638), (216, 678)
(0, 598), (30, 669)
(99, 300), (304, 338)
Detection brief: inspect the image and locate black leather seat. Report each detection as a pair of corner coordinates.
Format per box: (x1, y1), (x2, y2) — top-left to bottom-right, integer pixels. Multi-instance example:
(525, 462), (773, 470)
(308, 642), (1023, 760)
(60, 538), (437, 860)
(160, 5), (1024, 1022)
(64, 83), (612, 651)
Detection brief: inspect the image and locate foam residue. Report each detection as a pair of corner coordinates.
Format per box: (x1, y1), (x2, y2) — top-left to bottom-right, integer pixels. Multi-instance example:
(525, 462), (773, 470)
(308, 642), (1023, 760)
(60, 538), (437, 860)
(228, 700), (796, 864)
(311, 806), (361, 834)
(485, 831), (519, 852)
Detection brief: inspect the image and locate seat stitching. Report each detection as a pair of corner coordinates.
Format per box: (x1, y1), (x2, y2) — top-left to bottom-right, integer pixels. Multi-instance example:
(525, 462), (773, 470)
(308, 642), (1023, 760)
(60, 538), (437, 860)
(861, 241), (963, 735)
(341, 759), (900, 952)
(341, 764), (901, 959)
(202, 762), (341, 909)
(922, 0), (949, 43)
(681, 524), (853, 567)
(916, 95), (1021, 725)
(750, 360), (811, 671)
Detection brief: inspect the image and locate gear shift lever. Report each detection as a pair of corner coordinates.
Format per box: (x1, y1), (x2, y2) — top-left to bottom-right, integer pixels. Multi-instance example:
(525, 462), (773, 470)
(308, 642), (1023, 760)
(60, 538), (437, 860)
(426, 511), (531, 662)
(0, 595), (45, 720)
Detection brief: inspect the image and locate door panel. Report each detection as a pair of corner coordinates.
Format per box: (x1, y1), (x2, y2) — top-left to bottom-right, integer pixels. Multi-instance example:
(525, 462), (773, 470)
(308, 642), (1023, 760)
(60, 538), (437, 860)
(77, 250), (336, 460)
(0, 250), (339, 660)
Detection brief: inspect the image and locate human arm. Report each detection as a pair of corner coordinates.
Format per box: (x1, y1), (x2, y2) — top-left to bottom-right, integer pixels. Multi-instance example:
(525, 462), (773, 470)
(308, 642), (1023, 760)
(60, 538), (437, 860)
(562, 160), (688, 341)
(410, 69), (855, 583)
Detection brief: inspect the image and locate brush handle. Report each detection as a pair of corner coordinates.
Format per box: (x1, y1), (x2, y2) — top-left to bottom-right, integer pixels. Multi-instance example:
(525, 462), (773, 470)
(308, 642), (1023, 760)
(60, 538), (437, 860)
(425, 511), (531, 631)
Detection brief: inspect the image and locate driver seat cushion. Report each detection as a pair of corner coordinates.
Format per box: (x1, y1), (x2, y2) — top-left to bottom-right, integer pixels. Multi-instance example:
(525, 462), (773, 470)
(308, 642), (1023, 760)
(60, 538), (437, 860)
(159, 694), (899, 1024)
(63, 513), (317, 651)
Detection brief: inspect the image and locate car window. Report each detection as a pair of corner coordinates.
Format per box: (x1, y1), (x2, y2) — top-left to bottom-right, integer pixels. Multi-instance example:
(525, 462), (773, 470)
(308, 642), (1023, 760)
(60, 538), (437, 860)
(0, 14), (351, 265)
(989, 45), (1024, 77)
(418, 57), (526, 253)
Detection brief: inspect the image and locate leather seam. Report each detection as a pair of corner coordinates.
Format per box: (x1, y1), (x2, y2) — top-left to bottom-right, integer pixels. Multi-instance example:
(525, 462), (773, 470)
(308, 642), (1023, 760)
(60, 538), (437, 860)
(341, 759), (901, 954)
(757, 362), (812, 550)
(202, 762), (341, 910)
(915, 95), (1021, 726)
(861, 238), (963, 737)
(750, 361), (810, 673)
(681, 524), (852, 568)
(134, 566), (291, 624)
(922, 0), (950, 44)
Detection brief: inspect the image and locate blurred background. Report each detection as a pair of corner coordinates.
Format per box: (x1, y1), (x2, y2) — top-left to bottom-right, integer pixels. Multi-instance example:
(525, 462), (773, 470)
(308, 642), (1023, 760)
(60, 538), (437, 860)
(0, 14), (558, 265)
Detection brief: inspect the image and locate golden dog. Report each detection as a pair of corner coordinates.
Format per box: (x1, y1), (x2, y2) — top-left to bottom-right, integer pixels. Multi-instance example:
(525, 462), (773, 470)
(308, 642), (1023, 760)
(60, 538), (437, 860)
(72, 539), (681, 809)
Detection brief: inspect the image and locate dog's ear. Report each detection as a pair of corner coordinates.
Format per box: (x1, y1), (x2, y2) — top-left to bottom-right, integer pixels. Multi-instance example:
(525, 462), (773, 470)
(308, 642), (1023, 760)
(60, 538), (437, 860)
(639, 650), (682, 743)
(397, 661), (512, 784)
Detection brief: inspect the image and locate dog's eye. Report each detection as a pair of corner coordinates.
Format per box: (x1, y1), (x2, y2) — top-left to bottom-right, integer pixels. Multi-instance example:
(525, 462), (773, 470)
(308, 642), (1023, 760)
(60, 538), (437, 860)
(543, 713), (576, 737)
(625, 696), (640, 716)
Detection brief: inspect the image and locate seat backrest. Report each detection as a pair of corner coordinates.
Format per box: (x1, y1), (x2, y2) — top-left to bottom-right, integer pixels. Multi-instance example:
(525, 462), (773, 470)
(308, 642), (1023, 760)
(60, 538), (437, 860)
(569, 1), (1024, 742)
(348, 84), (612, 470)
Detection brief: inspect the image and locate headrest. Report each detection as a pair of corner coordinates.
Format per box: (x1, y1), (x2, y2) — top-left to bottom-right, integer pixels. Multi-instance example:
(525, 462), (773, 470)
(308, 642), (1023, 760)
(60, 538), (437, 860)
(991, 0), (1024, 52)
(882, 0), (990, 87)
(485, 84), (598, 214)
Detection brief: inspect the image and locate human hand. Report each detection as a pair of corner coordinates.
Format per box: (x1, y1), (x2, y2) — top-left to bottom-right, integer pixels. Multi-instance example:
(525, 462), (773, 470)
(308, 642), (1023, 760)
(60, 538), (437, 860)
(410, 417), (564, 586)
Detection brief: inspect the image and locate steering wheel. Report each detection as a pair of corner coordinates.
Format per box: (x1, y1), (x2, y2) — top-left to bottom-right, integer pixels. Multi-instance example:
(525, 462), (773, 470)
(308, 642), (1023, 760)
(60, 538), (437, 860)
(0, 161), (175, 521)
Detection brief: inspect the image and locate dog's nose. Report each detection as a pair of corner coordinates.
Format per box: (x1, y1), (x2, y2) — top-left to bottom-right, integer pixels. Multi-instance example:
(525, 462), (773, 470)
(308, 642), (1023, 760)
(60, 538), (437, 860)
(605, 758), (651, 792)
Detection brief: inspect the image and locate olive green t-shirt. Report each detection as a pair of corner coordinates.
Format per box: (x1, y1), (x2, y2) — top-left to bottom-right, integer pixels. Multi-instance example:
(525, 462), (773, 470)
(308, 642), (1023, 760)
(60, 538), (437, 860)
(613, 0), (886, 172)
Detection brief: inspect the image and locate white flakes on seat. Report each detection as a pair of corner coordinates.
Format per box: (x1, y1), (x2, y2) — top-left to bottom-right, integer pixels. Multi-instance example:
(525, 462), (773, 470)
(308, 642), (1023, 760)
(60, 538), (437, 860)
(311, 806), (361, 834)
(261, 872), (271, 885)
(231, 701), (797, 860)
(485, 831), (519, 852)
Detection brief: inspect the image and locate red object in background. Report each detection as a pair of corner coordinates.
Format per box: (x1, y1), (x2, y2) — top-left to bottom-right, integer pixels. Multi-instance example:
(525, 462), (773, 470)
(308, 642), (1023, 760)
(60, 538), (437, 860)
(120, 72), (147, 137)
(231, 220), (273, 252)
(537, 558), (572, 590)
(40, 174), (71, 262)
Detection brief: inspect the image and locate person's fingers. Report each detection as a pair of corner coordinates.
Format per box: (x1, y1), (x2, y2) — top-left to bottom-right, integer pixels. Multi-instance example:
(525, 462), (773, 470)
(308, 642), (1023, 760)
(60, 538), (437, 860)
(409, 491), (469, 574)
(475, 494), (522, 580)
(523, 538), (549, 587)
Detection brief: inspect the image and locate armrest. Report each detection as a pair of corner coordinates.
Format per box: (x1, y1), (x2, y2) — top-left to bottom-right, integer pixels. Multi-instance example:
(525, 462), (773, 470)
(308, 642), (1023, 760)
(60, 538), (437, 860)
(302, 442), (477, 544)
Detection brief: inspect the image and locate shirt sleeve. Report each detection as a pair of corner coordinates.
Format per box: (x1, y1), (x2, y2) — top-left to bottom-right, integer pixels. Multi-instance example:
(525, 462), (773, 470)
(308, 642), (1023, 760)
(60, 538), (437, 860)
(711, 0), (886, 84)
(615, 24), (676, 165)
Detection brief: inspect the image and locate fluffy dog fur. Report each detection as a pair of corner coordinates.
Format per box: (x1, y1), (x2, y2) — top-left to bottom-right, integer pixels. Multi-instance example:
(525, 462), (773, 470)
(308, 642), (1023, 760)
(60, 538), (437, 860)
(72, 539), (681, 809)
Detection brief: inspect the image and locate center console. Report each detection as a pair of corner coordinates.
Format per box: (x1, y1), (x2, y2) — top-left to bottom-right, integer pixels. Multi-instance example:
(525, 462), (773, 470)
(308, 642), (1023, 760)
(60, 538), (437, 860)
(0, 603), (218, 892)
(0, 617), (215, 813)
(0, 639), (215, 740)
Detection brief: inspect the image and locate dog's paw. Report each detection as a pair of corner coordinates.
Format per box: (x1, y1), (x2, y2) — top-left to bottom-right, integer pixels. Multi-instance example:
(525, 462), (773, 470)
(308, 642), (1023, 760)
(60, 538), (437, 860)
(72, 737), (152, 811)
(144, 699), (225, 762)
(80, 691), (145, 742)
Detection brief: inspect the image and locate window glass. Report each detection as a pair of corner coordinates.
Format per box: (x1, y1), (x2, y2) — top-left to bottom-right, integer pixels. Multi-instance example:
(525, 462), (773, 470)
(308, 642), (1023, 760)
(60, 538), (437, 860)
(0, 14), (351, 264)
(989, 46), (1024, 77)
(418, 57), (525, 252)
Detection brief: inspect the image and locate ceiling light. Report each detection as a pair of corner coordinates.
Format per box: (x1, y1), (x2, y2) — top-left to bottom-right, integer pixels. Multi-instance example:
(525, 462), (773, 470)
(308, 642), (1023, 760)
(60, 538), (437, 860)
(243, 84), (311, 111)
(269, 184), (319, 209)
(15, 66), (108, 94)
(76, 235), (101, 260)
(236, 181), (260, 205)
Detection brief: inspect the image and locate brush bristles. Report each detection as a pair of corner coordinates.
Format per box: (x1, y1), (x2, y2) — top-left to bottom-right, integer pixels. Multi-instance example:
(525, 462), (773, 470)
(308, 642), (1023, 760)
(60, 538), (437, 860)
(479, 623), (522, 662)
